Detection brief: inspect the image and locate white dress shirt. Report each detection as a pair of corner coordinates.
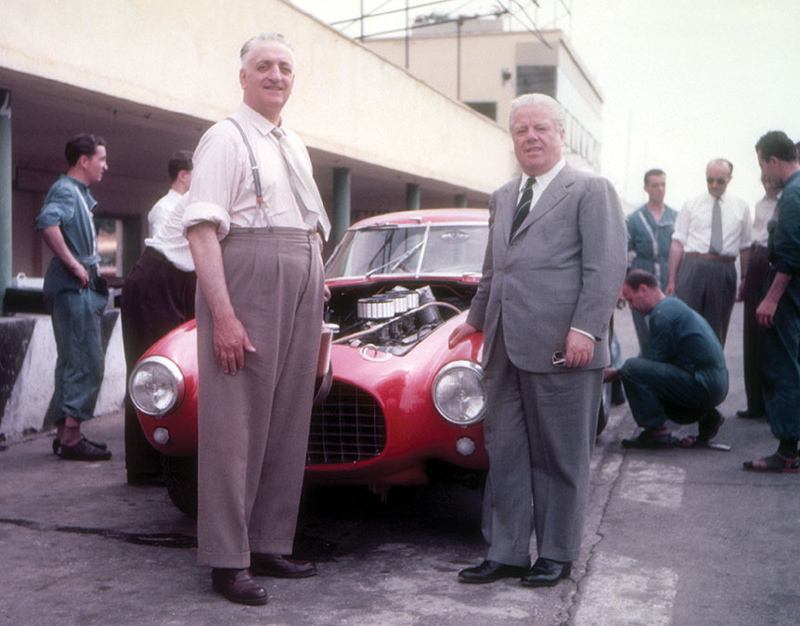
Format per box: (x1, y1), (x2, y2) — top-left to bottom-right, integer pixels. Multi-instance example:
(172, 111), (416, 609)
(673, 192), (752, 256)
(516, 159), (567, 208)
(183, 103), (314, 240)
(751, 194), (779, 247)
(147, 188), (182, 240)
(145, 194), (195, 272)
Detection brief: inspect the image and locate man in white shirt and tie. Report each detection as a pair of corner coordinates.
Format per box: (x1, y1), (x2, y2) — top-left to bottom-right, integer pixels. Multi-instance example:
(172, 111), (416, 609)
(183, 32), (330, 606)
(667, 158), (753, 346)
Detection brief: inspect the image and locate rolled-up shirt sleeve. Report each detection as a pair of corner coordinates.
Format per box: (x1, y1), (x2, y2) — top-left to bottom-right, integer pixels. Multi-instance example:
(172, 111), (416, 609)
(182, 127), (240, 241)
(35, 184), (75, 230)
(672, 203), (689, 245)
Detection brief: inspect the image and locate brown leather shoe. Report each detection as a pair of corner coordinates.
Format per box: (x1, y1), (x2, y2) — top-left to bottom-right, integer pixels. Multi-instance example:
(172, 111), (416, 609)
(211, 568), (267, 605)
(250, 554), (317, 579)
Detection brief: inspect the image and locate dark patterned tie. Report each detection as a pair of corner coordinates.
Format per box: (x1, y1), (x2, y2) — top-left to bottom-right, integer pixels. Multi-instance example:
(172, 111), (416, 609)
(510, 177), (535, 238)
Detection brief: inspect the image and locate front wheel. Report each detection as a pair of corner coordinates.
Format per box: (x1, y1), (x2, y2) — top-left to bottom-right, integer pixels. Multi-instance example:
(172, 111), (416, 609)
(161, 455), (198, 518)
(597, 381), (611, 437)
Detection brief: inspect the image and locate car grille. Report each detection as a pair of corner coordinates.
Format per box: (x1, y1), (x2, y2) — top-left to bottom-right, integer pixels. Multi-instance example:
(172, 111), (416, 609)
(307, 382), (387, 465)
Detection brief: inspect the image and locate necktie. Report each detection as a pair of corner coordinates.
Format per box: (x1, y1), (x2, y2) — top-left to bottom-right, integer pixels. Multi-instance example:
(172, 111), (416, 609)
(271, 127), (332, 240)
(510, 176), (535, 238)
(710, 198), (723, 254)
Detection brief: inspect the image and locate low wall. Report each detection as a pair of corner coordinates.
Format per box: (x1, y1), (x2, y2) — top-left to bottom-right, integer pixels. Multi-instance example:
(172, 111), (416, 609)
(0, 311), (126, 442)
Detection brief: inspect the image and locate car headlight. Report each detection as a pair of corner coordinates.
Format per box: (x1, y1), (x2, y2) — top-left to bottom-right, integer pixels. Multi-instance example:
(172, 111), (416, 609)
(129, 356), (185, 417)
(432, 360), (486, 425)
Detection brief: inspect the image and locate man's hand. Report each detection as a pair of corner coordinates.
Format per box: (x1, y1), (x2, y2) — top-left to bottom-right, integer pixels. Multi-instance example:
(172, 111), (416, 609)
(756, 271), (791, 329)
(666, 240), (684, 296)
(41, 225), (89, 289)
(72, 263), (90, 289)
(187, 221), (257, 374)
(564, 329), (595, 368)
(756, 298), (778, 328)
(448, 322), (478, 349)
(213, 312), (256, 375)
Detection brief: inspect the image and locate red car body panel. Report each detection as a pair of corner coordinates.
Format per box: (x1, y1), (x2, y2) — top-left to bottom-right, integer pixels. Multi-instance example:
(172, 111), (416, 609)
(134, 208), (490, 487)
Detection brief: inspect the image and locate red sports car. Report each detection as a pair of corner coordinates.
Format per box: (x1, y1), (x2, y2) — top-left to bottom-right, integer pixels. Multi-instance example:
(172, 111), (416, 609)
(130, 209), (492, 514)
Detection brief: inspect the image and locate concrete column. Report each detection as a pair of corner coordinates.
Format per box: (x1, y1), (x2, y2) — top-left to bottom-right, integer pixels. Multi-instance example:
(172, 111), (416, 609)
(0, 90), (12, 306)
(454, 193), (467, 208)
(406, 183), (420, 211)
(332, 166), (351, 246)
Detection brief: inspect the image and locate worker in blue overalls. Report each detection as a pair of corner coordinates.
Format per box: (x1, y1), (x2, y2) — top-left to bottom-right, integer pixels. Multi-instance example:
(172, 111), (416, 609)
(35, 133), (112, 461)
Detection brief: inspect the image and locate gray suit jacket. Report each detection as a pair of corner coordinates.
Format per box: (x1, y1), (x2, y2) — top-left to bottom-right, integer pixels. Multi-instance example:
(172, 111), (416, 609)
(468, 164), (627, 372)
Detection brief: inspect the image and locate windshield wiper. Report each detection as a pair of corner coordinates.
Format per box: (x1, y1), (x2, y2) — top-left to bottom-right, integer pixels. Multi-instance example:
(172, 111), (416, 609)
(366, 239), (425, 277)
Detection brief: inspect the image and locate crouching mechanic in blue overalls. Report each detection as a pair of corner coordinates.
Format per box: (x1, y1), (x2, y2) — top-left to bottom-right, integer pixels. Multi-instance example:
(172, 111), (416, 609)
(610, 269), (729, 447)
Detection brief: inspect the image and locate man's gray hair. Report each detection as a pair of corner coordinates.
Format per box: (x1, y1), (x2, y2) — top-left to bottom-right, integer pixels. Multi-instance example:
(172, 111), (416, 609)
(240, 32), (294, 66)
(509, 94), (565, 131)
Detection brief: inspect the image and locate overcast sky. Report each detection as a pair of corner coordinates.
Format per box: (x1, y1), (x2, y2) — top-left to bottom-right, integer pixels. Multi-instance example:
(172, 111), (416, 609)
(290, 0), (800, 210)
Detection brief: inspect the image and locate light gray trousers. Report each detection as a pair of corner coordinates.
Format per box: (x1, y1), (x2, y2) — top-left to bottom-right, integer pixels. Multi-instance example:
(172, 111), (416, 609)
(196, 228), (323, 568)
(482, 323), (602, 566)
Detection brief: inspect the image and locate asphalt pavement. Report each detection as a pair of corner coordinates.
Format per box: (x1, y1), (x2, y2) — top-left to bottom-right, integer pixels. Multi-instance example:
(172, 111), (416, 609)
(1, 301), (798, 626)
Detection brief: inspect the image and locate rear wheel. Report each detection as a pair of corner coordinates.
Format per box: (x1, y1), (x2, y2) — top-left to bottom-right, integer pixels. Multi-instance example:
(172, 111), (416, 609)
(161, 455), (198, 518)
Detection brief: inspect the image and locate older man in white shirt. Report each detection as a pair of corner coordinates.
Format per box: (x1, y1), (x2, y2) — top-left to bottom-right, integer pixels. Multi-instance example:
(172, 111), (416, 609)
(183, 32), (330, 606)
(667, 158), (752, 346)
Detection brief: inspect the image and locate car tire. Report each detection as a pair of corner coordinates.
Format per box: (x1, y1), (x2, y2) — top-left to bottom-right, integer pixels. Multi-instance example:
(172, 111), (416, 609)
(161, 455), (198, 518)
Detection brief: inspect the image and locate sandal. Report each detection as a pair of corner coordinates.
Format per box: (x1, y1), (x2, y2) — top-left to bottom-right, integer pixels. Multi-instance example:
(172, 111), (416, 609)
(743, 453), (800, 473)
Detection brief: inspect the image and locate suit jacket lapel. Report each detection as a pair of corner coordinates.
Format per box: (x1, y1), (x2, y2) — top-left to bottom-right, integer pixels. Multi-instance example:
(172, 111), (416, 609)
(498, 176), (523, 241)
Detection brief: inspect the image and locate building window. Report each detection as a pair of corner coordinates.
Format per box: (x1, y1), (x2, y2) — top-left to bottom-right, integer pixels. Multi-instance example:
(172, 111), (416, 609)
(95, 217), (123, 277)
(516, 66), (557, 98)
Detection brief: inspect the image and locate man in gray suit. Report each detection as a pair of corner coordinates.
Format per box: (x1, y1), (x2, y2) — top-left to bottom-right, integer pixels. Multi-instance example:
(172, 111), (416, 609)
(450, 93), (626, 587)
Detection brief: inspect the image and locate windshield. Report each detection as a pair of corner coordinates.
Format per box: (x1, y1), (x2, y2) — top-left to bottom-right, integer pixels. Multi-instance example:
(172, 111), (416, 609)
(326, 223), (488, 279)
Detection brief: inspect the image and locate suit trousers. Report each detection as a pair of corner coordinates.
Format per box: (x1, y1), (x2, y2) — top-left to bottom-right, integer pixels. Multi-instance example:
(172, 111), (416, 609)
(675, 256), (736, 347)
(121, 248), (196, 475)
(481, 323), (602, 565)
(196, 228), (323, 568)
(741, 246), (770, 414)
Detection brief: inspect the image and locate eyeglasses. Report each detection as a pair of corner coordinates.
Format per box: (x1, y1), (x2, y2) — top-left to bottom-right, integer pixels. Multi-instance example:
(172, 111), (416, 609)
(706, 177), (728, 185)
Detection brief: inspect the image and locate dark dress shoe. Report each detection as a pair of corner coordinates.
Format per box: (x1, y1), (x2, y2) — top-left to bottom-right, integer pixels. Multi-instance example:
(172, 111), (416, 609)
(211, 568), (267, 605)
(521, 558), (572, 587)
(457, 560), (526, 584)
(697, 409), (724, 442)
(250, 553), (317, 579)
(53, 435), (108, 454)
(736, 408), (764, 419)
(56, 438), (112, 461)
